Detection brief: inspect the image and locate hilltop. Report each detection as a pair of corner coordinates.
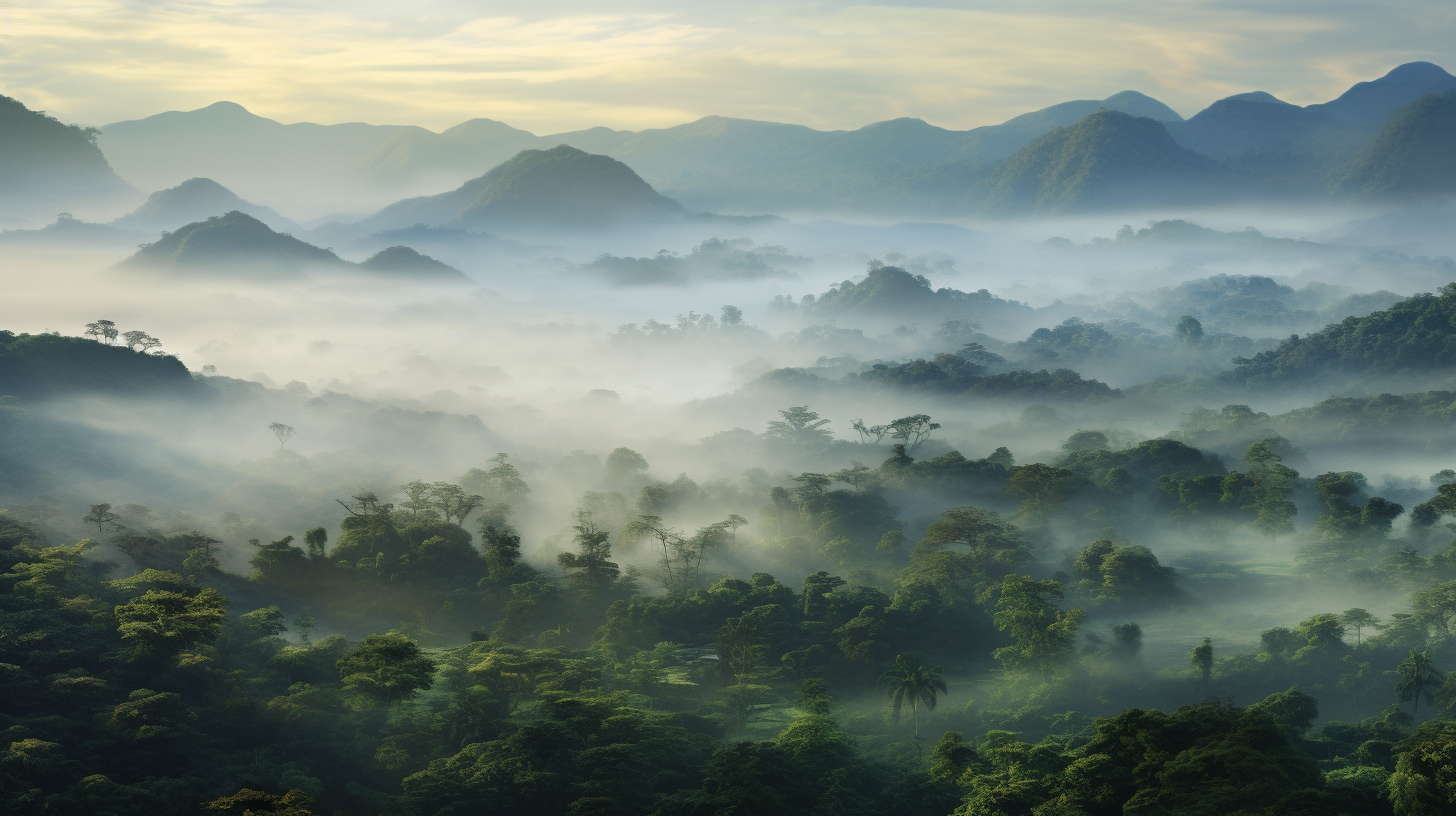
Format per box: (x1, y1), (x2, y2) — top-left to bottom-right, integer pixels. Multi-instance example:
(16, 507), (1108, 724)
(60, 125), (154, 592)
(117, 210), (473, 283)
(1328, 90), (1456, 200)
(118, 210), (347, 276)
(358, 245), (471, 282)
(972, 111), (1226, 213)
(113, 177), (300, 233)
(0, 330), (203, 400)
(366, 145), (690, 232)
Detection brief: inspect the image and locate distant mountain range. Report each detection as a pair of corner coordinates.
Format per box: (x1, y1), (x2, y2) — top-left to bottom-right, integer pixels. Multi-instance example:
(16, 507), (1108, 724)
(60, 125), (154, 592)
(48, 60), (1456, 218)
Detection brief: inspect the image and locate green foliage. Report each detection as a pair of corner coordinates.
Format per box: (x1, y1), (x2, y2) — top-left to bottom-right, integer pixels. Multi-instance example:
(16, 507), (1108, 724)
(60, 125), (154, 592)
(336, 632), (437, 708)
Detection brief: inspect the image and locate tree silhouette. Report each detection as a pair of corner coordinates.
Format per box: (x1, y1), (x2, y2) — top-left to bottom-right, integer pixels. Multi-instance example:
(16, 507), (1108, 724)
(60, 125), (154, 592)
(1396, 649), (1445, 717)
(1340, 608), (1382, 645)
(1191, 637), (1214, 691)
(269, 422), (296, 448)
(881, 653), (947, 743)
(81, 503), (121, 534)
(84, 319), (117, 344)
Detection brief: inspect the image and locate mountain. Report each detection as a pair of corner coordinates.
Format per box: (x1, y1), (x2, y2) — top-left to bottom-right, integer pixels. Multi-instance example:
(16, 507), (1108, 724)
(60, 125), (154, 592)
(1167, 92), (1346, 172)
(1307, 62), (1456, 129)
(1328, 90), (1456, 199)
(112, 177), (300, 233)
(946, 90), (1184, 164)
(0, 330), (203, 400)
(972, 111), (1225, 214)
(98, 101), (405, 216)
(0, 93), (133, 217)
(357, 245), (471, 281)
(1225, 290), (1456, 386)
(118, 210), (347, 276)
(366, 145), (689, 232)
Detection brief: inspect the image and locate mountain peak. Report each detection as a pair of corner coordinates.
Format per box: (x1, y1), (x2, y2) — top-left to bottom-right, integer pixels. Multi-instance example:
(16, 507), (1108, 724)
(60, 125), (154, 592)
(975, 110), (1223, 213)
(367, 145), (687, 232)
(1312, 61), (1456, 126)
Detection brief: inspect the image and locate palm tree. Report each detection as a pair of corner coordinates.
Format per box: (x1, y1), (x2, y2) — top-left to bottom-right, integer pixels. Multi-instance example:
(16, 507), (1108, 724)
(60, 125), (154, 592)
(1395, 649), (1445, 717)
(881, 654), (947, 743)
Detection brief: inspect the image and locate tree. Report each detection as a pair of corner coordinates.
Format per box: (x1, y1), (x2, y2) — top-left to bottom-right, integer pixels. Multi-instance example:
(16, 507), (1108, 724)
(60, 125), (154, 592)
(766, 406), (834, 447)
(204, 788), (317, 816)
(557, 512), (620, 591)
(1191, 638), (1214, 691)
(1112, 622), (1143, 659)
(1005, 464), (1086, 523)
(399, 480), (436, 518)
(336, 632), (436, 708)
(84, 319), (117, 344)
(850, 419), (890, 445)
(1061, 429), (1110, 452)
(801, 571), (847, 620)
(269, 422), (296, 448)
(1389, 721), (1456, 816)
(1174, 315), (1204, 345)
(1340, 608), (1382, 645)
(606, 447), (650, 482)
(881, 653), (947, 742)
(482, 525), (522, 579)
(721, 304), (744, 325)
(918, 507), (1032, 577)
(121, 330), (162, 352)
(461, 453), (531, 507)
(81, 503), (121, 534)
(1396, 650), (1444, 717)
(115, 585), (227, 662)
(992, 575), (1086, 680)
(303, 527), (328, 559)
(886, 414), (941, 449)
(428, 482), (484, 524)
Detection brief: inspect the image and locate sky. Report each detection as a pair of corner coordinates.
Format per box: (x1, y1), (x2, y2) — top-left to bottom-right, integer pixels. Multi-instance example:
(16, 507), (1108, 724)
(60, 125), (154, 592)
(2, 0), (1453, 135)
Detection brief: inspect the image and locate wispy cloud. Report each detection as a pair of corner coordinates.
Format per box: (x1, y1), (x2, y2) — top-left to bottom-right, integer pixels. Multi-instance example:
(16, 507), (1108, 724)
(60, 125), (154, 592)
(1, 0), (1451, 132)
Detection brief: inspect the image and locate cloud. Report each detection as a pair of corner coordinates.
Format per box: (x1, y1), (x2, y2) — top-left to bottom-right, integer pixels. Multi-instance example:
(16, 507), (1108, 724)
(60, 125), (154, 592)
(0, 0), (1452, 133)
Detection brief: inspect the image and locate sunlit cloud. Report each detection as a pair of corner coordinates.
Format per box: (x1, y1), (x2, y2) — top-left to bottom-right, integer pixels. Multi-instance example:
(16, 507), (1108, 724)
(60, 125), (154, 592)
(1, 0), (1452, 132)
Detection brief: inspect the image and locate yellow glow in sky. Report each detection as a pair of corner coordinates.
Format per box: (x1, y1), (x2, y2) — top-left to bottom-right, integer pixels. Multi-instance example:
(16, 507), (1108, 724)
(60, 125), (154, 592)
(2, 0), (1452, 133)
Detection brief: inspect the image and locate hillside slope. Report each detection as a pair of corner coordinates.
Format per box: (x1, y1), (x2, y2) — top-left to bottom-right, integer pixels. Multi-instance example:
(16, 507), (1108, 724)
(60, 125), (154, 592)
(1225, 289), (1456, 386)
(0, 330), (202, 400)
(1328, 90), (1456, 200)
(113, 177), (300, 233)
(0, 94), (133, 216)
(366, 145), (688, 231)
(973, 111), (1225, 214)
(118, 210), (346, 276)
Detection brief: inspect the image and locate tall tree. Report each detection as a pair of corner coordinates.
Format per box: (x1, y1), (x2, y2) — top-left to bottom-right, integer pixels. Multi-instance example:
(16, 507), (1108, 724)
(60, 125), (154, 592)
(1191, 637), (1214, 691)
(1340, 608), (1381, 645)
(1396, 650), (1445, 717)
(269, 422), (296, 448)
(557, 512), (620, 591)
(881, 653), (947, 742)
(992, 575), (1086, 680)
(765, 406), (834, 447)
(81, 503), (121, 534)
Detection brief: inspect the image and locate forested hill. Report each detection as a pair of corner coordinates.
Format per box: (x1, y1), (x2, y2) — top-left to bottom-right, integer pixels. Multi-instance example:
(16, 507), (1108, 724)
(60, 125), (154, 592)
(366, 145), (690, 232)
(119, 211), (348, 276)
(1226, 288), (1456, 386)
(971, 110), (1226, 214)
(0, 330), (203, 400)
(1329, 89), (1456, 199)
(0, 93), (132, 210)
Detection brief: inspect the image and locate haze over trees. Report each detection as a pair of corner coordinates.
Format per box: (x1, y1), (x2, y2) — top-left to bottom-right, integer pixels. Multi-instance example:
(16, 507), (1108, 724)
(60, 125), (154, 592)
(7, 54), (1456, 816)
